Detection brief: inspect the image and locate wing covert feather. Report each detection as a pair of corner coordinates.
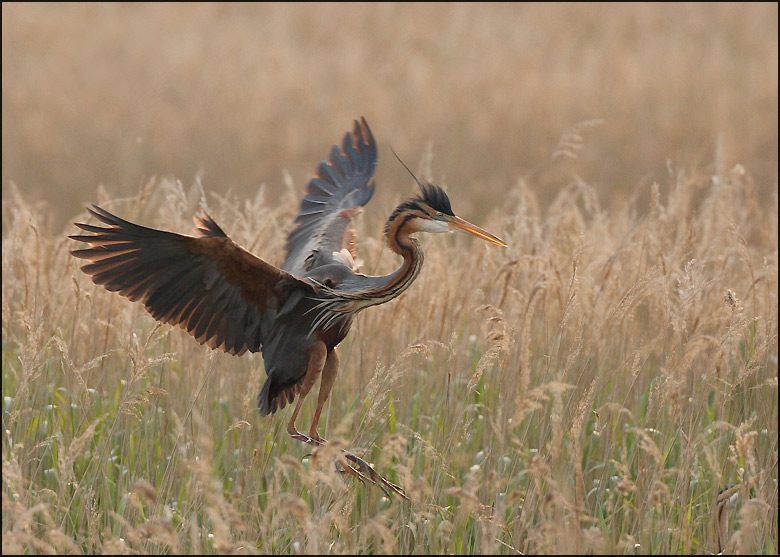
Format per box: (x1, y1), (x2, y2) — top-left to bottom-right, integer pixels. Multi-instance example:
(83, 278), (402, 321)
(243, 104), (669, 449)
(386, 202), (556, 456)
(70, 205), (314, 356)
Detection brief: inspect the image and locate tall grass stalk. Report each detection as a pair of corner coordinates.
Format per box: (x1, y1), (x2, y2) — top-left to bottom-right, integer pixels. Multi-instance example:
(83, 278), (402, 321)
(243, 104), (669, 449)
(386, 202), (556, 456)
(2, 159), (777, 553)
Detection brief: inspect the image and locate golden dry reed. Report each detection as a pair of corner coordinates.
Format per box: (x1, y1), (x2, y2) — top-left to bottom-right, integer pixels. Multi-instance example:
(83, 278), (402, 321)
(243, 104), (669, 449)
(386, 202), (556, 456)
(2, 147), (777, 554)
(2, 5), (778, 552)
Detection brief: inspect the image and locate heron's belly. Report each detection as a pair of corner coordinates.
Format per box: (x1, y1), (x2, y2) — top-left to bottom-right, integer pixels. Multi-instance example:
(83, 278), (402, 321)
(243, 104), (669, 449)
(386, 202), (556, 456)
(261, 313), (352, 383)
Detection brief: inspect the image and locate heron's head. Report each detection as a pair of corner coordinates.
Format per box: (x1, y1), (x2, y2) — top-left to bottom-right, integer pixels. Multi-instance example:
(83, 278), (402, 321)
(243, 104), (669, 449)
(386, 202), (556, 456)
(386, 181), (507, 247)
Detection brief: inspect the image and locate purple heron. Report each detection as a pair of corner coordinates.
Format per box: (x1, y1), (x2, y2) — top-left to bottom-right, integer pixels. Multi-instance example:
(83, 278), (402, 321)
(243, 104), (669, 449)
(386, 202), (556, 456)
(70, 118), (506, 498)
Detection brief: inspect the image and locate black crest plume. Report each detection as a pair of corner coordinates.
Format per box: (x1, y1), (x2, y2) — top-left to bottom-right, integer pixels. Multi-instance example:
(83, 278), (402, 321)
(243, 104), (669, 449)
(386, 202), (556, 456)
(390, 148), (454, 216)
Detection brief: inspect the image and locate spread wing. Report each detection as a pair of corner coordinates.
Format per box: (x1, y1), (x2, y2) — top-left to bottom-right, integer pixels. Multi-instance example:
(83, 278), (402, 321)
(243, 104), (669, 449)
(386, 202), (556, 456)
(281, 117), (377, 278)
(70, 205), (315, 356)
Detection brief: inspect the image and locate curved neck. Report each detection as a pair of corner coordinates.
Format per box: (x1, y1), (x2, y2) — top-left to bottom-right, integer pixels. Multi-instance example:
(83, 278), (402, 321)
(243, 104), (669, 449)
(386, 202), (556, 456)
(360, 216), (424, 307)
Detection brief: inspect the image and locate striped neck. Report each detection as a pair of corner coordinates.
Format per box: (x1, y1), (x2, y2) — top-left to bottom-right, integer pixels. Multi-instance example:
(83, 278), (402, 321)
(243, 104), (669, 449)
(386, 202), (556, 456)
(341, 209), (425, 311)
(371, 215), (425, 304)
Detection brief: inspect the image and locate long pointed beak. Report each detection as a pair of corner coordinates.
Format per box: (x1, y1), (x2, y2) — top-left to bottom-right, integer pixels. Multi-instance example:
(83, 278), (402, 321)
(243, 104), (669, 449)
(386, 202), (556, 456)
(448, 215), (507, 247)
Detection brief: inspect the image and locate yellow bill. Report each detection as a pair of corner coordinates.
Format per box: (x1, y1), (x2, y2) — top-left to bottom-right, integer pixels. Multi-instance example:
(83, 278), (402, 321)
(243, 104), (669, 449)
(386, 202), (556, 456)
(448, 215), (507, 247)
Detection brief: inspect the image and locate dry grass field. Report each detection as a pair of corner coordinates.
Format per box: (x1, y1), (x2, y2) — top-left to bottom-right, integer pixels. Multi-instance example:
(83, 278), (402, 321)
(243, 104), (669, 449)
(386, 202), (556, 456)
(2, 3), (778, 555)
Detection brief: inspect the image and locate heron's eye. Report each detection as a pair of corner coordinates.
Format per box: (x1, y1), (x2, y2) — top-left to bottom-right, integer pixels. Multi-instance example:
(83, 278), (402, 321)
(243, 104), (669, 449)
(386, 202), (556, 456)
(435, 211), (444, 219)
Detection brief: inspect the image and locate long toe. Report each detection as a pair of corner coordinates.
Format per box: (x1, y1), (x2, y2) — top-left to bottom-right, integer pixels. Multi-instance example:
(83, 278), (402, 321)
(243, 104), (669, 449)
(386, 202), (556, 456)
(341, 450), (409, 500)
(333, 459), (371, 487)
(289, 429), (325, 447)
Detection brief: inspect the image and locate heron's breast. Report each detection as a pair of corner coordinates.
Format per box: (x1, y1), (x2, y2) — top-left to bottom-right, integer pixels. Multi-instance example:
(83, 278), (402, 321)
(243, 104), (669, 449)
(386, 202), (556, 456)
(317, 314), (353, 349)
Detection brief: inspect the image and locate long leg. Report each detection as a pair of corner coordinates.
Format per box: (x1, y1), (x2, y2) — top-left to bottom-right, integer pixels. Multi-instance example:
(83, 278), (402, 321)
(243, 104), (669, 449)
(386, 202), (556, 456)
(287, 343), (408, 500)
(309, 348), (408, 500)
(286, 341), (327, 446)
(285, 343), (369, 480)
(309, 347), (339, 441)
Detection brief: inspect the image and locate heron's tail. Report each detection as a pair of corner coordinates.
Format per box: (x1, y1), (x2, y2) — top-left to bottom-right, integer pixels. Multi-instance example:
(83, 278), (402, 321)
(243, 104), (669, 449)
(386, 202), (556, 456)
(257, 376), (299, 416)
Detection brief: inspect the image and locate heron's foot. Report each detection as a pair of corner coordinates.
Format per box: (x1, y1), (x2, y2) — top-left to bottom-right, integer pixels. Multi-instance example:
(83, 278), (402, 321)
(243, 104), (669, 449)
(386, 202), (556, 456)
(340, 449), (409, 500)
(289, 429), (408, 500)
(291, 431), (372, 484)
(309, 426), (325, 444)
(288, 427), (325, 448)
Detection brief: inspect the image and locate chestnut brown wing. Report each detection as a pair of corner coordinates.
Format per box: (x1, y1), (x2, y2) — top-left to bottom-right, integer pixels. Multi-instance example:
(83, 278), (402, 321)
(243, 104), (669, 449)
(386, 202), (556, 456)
(70, 205), (314, 356)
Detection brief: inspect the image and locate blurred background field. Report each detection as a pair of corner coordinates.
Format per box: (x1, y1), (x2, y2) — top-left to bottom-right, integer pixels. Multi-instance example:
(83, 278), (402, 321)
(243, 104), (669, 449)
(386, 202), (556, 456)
(2, 2), (777, 232)
(2, 2), (778, 555)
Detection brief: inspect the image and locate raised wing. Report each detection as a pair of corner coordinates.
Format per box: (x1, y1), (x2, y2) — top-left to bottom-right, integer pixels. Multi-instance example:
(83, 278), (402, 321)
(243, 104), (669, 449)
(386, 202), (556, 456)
(70, 205), (314, 356)
(281, 117), (377, 278)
